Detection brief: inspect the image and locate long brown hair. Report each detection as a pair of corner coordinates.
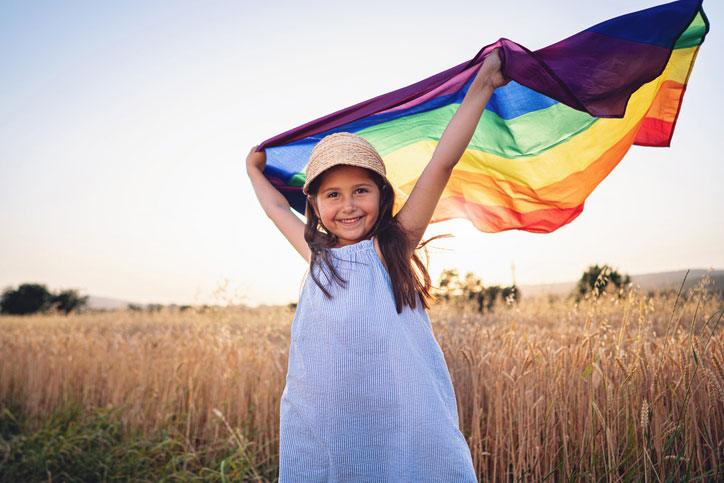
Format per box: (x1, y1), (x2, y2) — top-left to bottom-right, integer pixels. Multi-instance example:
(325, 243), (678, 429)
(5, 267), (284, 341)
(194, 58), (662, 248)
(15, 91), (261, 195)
(304, 169), (433, 314)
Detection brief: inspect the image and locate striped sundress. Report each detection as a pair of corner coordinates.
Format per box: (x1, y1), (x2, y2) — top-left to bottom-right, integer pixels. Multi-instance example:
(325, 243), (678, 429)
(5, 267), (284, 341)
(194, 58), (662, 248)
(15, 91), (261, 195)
(279, 239), (476, 482)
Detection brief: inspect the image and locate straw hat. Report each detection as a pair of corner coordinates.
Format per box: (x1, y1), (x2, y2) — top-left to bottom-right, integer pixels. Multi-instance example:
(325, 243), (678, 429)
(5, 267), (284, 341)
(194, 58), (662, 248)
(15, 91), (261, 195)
(303, 132), (387, 194)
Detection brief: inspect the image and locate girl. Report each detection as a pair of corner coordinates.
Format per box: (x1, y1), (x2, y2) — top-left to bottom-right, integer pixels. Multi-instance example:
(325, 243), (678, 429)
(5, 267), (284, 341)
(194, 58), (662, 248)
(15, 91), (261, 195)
(247, 49), (507, 482)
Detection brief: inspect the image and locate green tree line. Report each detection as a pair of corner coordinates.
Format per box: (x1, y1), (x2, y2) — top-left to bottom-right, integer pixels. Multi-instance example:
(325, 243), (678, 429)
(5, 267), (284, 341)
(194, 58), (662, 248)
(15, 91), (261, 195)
(436, 264), (630, 312)
(1, 283), (88, 315)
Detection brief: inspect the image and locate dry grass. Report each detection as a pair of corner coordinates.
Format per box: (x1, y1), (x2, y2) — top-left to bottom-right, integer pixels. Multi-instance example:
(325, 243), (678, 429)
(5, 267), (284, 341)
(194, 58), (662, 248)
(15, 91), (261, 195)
(1, 304), (290, 476)
(440, 284), (724, 480)
(1, 281), (723, 481)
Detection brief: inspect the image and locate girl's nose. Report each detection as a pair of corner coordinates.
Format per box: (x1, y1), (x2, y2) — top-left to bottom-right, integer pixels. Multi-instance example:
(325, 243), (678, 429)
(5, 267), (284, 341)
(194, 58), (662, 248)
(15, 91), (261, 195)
(342, 196), (355, 212)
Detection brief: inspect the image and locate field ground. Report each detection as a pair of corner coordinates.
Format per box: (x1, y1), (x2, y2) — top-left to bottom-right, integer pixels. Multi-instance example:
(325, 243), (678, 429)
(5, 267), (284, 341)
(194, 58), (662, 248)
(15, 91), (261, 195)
(2, 279), (723, 481)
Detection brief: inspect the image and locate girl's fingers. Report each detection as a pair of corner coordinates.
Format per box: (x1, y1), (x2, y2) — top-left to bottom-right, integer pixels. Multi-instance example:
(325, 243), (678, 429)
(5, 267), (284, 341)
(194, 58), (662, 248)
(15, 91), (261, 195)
(481, 49), (507, 89)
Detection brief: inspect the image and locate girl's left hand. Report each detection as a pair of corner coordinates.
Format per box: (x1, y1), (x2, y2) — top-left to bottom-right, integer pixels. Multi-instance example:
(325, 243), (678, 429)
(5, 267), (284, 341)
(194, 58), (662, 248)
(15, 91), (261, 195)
(476, 48), (509, 90)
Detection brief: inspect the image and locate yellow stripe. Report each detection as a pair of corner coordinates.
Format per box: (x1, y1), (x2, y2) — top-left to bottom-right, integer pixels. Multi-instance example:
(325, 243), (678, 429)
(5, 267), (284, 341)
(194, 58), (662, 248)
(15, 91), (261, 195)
(383, 46), (698, 190)
(665, 45), (698, 84)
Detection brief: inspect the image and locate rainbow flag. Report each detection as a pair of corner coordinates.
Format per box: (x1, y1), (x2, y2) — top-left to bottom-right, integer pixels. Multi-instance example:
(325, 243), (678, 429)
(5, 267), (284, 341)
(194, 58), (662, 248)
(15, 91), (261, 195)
(258, 0), (708, 233)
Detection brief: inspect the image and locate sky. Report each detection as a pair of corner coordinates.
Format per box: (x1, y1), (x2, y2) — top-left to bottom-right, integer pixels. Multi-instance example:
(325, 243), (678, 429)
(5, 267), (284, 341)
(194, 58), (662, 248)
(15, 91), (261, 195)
(1, 0), (722, 306)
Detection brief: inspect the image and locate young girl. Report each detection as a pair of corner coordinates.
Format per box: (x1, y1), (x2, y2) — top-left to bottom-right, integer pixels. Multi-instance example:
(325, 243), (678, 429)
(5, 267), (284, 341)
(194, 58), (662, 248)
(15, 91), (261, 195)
(247, 50), (507, 482)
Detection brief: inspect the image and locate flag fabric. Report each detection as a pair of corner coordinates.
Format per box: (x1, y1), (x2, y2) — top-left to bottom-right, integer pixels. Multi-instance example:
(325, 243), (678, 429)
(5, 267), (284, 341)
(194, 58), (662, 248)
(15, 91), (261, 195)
(258, 0), (708, 233)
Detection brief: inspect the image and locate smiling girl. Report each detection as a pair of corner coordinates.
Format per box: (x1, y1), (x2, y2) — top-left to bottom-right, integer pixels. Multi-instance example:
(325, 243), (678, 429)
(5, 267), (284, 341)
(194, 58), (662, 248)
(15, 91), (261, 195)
(247, 49), (507, 482)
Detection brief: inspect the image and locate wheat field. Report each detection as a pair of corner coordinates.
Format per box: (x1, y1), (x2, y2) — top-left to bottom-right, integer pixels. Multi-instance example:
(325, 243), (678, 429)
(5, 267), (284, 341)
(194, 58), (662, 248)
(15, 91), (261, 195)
(1, 281), (723, 481)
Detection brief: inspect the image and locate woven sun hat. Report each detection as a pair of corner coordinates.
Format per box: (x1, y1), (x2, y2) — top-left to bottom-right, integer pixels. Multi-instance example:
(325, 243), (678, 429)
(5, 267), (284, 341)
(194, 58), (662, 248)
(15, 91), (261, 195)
(303, 132), (387, 194)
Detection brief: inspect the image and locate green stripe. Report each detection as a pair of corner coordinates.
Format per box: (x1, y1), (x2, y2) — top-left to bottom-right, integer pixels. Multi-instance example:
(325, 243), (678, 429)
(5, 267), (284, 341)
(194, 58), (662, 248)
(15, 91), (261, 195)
(674, 11), (707, 49)
(357, 102), (597, 160)
(289, 173), (305, 186)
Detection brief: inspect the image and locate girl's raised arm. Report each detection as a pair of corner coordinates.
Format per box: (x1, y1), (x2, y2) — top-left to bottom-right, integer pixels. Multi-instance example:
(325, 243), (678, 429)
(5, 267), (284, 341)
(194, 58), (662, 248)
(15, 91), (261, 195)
(246, 147), (310, 261)
(395, 49), (508, 252)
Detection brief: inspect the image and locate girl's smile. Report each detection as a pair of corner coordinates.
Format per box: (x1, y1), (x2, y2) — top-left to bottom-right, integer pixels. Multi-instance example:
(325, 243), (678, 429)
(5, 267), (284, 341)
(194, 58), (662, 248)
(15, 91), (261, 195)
(313, 165), (380, 247)
(338, 216), (362, 225)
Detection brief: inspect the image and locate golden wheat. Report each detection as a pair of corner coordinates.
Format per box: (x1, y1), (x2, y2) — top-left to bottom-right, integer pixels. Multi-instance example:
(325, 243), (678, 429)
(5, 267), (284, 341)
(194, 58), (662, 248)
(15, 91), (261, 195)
(1, 286), (722, 481)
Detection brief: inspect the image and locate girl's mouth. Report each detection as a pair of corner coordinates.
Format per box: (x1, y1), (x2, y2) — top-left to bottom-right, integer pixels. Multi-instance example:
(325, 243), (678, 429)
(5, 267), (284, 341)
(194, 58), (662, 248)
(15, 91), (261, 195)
(338, 216), (362, 225)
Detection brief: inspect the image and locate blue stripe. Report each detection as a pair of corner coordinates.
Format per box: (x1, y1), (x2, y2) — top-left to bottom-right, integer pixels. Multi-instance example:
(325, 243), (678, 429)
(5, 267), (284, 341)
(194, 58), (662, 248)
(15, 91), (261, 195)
(587, 0), (700, 48)
(264, 81), (560, 184)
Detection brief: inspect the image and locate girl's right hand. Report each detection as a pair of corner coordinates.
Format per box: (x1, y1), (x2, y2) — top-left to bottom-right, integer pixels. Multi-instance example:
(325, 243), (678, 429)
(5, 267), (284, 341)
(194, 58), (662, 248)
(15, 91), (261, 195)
(245, 144), (310, 262)
(246, 146), (266, 173)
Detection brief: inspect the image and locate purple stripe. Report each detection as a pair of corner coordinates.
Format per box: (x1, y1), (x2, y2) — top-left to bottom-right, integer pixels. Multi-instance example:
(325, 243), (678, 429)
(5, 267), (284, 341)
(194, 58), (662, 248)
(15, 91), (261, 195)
(497, 39), (587, 114)
(515, 32), (671, 118)
(258, 60), (469, 150)
(377, 43), (504, 115)
(259, 43), (502, 150)
(258, 2), (701, 149)
(377, 65), (477, 115)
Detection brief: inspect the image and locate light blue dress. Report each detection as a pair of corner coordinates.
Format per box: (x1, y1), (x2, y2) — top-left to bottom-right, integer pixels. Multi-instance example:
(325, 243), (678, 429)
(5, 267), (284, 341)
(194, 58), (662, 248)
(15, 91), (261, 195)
(279, 239), (476, 482)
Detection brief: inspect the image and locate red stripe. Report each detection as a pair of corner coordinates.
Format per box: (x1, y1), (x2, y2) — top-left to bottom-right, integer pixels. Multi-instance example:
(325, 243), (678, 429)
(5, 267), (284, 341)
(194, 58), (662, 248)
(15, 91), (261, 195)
(634, 117), (676, 147)
(634, 80), (686, 147)
(433, 196), (585, 234)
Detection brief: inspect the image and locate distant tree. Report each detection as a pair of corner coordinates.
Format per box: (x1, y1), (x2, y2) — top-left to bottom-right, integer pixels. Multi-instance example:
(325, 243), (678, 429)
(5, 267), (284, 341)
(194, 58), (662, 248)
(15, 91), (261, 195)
(461, 272), (485, 311)
(437, 269), (462, 301)
(484, 285), (502, 311)
(436, 270), (519, 313)
(576, 264), (631, 299)
(146, 304), (164, 313)
(52, 289), (88, 314)
(1, 283), (53, 315)
(501, 285), (520, 305)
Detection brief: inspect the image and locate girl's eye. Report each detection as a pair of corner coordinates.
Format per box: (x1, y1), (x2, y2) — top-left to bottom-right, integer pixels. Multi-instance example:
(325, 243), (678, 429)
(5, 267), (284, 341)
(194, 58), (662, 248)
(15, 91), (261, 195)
(327, 192), (338, 198)
(355, 188), (368, 194)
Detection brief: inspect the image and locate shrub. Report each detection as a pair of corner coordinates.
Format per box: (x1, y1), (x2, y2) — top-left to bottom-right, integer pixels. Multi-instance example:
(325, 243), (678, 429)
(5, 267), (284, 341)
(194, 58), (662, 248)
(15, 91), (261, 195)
(1, 284), (53, 315)
(576, 264), (631, 300)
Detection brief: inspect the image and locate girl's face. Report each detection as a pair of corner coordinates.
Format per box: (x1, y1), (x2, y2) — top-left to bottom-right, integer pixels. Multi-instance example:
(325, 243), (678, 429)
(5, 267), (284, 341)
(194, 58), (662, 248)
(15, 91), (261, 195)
(313, 165), (381, 247)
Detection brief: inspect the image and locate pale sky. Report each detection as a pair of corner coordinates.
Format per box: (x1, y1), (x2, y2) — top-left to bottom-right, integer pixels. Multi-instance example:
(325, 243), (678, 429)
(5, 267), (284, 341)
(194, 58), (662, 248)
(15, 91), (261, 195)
(1, 0), (722, 306)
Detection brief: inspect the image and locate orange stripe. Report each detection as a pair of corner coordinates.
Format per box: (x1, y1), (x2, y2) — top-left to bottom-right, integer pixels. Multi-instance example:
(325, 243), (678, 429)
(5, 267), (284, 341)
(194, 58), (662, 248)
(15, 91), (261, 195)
(634, 45), (702, 148)
(636, 81), (687, 147)
(641, 80), (685, 123)
(432, 196), (584, 233)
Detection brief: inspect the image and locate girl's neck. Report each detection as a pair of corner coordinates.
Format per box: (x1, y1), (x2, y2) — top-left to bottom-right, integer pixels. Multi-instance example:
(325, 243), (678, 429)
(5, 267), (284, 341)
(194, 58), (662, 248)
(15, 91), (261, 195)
(333, 234), (373, 249)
